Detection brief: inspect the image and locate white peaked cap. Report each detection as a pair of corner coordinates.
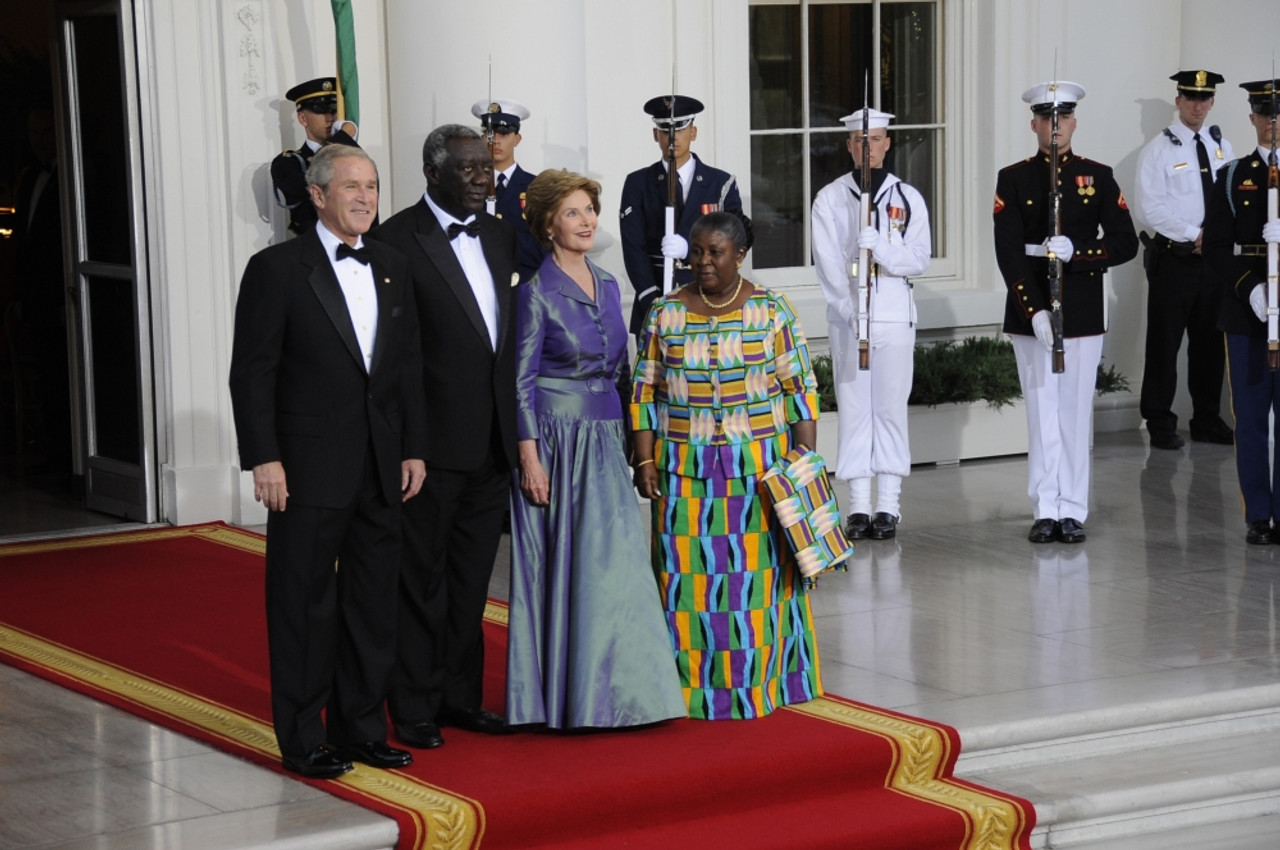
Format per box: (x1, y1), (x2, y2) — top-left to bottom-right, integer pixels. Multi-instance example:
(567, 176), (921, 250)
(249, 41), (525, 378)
(1020, 81), (1086, 112)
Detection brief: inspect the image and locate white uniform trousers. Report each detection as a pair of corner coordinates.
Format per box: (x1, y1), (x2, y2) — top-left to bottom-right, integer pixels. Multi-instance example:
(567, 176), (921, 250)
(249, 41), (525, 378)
(1011, 333), (1102, 523)
(829, 317), (915, 484)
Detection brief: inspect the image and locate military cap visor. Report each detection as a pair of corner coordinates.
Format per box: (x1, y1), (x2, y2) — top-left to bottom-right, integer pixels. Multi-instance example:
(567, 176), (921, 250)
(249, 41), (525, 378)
(1241, 79), (1280, 114)
(644, 94), (704, 129)
(1171, 69), (1223, 98)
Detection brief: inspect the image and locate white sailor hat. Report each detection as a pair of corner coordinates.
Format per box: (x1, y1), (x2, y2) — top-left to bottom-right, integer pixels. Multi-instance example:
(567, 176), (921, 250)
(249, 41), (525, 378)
(1021, 81), (1086, 114)
(839, 107), (894, 131)
(470, 99), (530, 133)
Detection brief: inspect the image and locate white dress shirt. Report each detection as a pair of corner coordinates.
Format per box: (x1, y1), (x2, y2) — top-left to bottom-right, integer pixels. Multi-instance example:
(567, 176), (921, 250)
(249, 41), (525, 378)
(315, 222), (378, 372)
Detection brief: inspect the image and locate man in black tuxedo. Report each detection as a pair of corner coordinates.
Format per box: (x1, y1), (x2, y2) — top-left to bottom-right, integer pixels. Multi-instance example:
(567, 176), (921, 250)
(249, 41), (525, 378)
(230, 144), (426, 779)
(369, 124), (518, 748)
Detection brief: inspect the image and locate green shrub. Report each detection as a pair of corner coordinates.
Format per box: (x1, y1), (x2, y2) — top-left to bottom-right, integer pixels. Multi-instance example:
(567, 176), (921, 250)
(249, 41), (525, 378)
(811, 337), (1128, 411)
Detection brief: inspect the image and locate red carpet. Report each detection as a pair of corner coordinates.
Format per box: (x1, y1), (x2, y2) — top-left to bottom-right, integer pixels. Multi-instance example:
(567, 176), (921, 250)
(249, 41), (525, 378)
(0, 523), (1034, 849)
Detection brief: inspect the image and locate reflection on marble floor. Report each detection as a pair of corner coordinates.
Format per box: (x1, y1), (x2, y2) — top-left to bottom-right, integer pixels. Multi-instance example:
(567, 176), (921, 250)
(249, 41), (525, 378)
(1, 430), (1278, 848)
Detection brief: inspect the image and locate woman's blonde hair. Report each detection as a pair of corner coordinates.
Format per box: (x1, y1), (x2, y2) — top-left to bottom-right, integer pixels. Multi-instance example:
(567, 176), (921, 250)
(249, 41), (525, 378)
(524, 169), (602, 250)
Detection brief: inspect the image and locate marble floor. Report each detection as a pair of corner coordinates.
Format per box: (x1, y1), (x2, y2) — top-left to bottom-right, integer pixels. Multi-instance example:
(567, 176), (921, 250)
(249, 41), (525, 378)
(1, 429), (1279, 848)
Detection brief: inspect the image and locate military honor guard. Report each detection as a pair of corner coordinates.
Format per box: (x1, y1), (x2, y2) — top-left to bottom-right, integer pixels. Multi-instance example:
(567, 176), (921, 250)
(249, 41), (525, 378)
(619, 94), (742, 335)
(811, 107), (932, 540)
(472, 98), (544, 282)
(1203, 78), (1280, 544)
(271, 77), (362, 235)
(1134, 70), (1234, 449)
(993, 81), (1138, 544)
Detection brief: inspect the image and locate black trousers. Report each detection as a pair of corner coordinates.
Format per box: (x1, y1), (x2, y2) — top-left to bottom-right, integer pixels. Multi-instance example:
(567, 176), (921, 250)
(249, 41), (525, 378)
(265, 453), (400, 758)
(389, 447), (509, 724)
(1139, 248), (1226, 435)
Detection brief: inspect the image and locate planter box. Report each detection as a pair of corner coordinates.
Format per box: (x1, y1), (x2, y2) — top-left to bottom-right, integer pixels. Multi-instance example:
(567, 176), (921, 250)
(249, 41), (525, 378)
(816, 401), (1030, 468)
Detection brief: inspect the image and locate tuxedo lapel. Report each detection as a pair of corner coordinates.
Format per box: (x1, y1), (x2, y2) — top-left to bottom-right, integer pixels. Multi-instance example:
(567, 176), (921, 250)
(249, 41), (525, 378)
(367, 254), (394, 375)
(412, 202), (492, 347)
(479, 218), (514, 354)
(302, 233), (366, 372)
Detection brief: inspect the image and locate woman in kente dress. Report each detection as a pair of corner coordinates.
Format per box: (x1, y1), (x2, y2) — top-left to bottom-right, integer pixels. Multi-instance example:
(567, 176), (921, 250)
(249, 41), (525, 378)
(505, 169), (686, 729)
(631, 211), (824, 720)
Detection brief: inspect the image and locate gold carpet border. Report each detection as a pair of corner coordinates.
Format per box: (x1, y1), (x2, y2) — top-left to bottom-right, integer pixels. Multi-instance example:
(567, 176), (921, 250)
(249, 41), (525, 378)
(786, 697), (1028, 850)
(0, 525), (485, 850)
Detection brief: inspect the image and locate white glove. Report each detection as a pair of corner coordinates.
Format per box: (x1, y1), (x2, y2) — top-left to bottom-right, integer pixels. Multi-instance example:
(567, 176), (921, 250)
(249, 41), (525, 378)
(1031, 310), (1055, 351)
(1250, 285), (1268, 323)
(332, 120), (358, 139)
(857, 226), (880, 252)
(660, 234), (689, 259)
(1045, 235), (1074, 260)
(1263, 220), (1280, 244)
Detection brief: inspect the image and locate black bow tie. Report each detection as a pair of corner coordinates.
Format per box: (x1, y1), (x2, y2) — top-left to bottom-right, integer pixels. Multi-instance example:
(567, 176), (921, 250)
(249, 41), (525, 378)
(447, 221), (481, 240)
(335, 242), (372, 265)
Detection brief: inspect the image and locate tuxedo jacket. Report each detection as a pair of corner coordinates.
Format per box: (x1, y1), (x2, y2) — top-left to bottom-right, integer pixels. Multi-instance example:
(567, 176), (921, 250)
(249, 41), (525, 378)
(619, 153), (742, 333)
(228, 228), (427, 508)
(369, 199), (519, 472)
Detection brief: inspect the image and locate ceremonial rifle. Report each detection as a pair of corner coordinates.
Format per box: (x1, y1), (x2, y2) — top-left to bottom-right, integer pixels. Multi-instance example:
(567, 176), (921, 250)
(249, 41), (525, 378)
(852, 73), (872, 370)
(1267, 70), (1279, 370)
(1046, 83), (1067, 374)
(662, 84), (678, 295)
(484, 57), (497, 216)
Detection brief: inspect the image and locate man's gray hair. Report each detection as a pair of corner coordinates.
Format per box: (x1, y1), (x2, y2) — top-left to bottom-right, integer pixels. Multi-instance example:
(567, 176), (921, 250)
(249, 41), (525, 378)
(305, 144), (376, 192)
(422, 124), (482, 170)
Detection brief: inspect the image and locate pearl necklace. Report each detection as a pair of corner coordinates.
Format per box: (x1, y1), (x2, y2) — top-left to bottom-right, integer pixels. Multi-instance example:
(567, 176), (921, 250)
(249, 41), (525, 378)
(698, 275), (744, 310)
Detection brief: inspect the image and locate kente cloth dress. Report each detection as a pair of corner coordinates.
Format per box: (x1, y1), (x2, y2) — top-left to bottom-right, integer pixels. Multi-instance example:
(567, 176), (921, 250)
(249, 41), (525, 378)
(506, 255), (686, 729)
(630, 289), (824, 720)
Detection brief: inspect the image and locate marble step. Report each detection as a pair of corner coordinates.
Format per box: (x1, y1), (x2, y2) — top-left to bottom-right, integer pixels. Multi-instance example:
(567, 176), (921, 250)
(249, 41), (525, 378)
(1067, 812), (1280, 849)
(953, 687), (1280, 848)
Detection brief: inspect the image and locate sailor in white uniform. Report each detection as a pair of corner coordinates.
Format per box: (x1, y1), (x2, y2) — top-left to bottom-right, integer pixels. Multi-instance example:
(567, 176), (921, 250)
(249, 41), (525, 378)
(812, 106), (931, 541)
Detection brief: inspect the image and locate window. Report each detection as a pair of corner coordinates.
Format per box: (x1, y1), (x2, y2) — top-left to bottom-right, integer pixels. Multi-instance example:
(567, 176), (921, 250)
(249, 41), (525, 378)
(748, 0), (945, 271)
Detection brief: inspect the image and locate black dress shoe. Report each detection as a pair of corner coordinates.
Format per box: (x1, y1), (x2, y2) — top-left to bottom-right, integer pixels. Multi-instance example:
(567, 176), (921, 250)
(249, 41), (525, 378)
(1028, 518), (1059, 544)
(867, 512), (898, 540)
(1149, 431), (1185, 450)
(844, 513), (871, 540)
(1246, 520), (1273, 545)
(281, 745), (353, 779)
(336, 741), (413, 769)
(1058, 517), (1086, 544)
(395, 720), (444, 749)
(437, 707), (514, 735)
(1189, 419), (1234, 445)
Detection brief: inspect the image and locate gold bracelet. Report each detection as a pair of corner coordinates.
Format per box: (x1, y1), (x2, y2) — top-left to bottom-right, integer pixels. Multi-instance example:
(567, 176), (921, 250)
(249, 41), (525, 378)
(635, 458), (654, 468)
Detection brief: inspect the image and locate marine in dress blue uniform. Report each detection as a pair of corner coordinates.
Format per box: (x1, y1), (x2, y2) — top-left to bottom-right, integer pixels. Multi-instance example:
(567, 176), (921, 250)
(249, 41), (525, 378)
(1133, 70), (1234, 449)
(619, 95), (742, 335)
(270, 77), (363, 235)
(1203, 78), (1280, 544)
(994, 81), (1138, 544)
(471, 99), (545, 283)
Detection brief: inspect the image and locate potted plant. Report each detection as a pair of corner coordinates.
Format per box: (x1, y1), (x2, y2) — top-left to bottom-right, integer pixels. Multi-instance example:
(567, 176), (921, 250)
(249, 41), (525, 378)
(812, 337), (1129, 465)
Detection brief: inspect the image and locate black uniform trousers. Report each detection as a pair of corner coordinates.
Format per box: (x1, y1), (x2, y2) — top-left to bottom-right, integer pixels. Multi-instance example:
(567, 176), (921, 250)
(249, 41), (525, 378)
(390, 438), (509, 724)
(1139, 248), (1225, 435)
(265, 445), (400, 758)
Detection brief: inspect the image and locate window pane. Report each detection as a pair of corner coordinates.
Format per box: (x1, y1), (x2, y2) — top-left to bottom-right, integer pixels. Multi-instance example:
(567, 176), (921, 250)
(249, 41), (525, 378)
(750, 134), (805, 269)
(808, 3), (873, 129)
(809, 129), (853, 208)
(888, 126), (943, 257)
(881, 2), (938, 124)
(86, 274), (141, 463)
(749, 4), (802, 130)
(72, 15), (131, 266)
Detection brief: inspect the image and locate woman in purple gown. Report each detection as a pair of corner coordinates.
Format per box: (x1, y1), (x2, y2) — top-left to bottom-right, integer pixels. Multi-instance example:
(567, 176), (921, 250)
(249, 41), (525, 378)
(505, 170), (685, 728)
